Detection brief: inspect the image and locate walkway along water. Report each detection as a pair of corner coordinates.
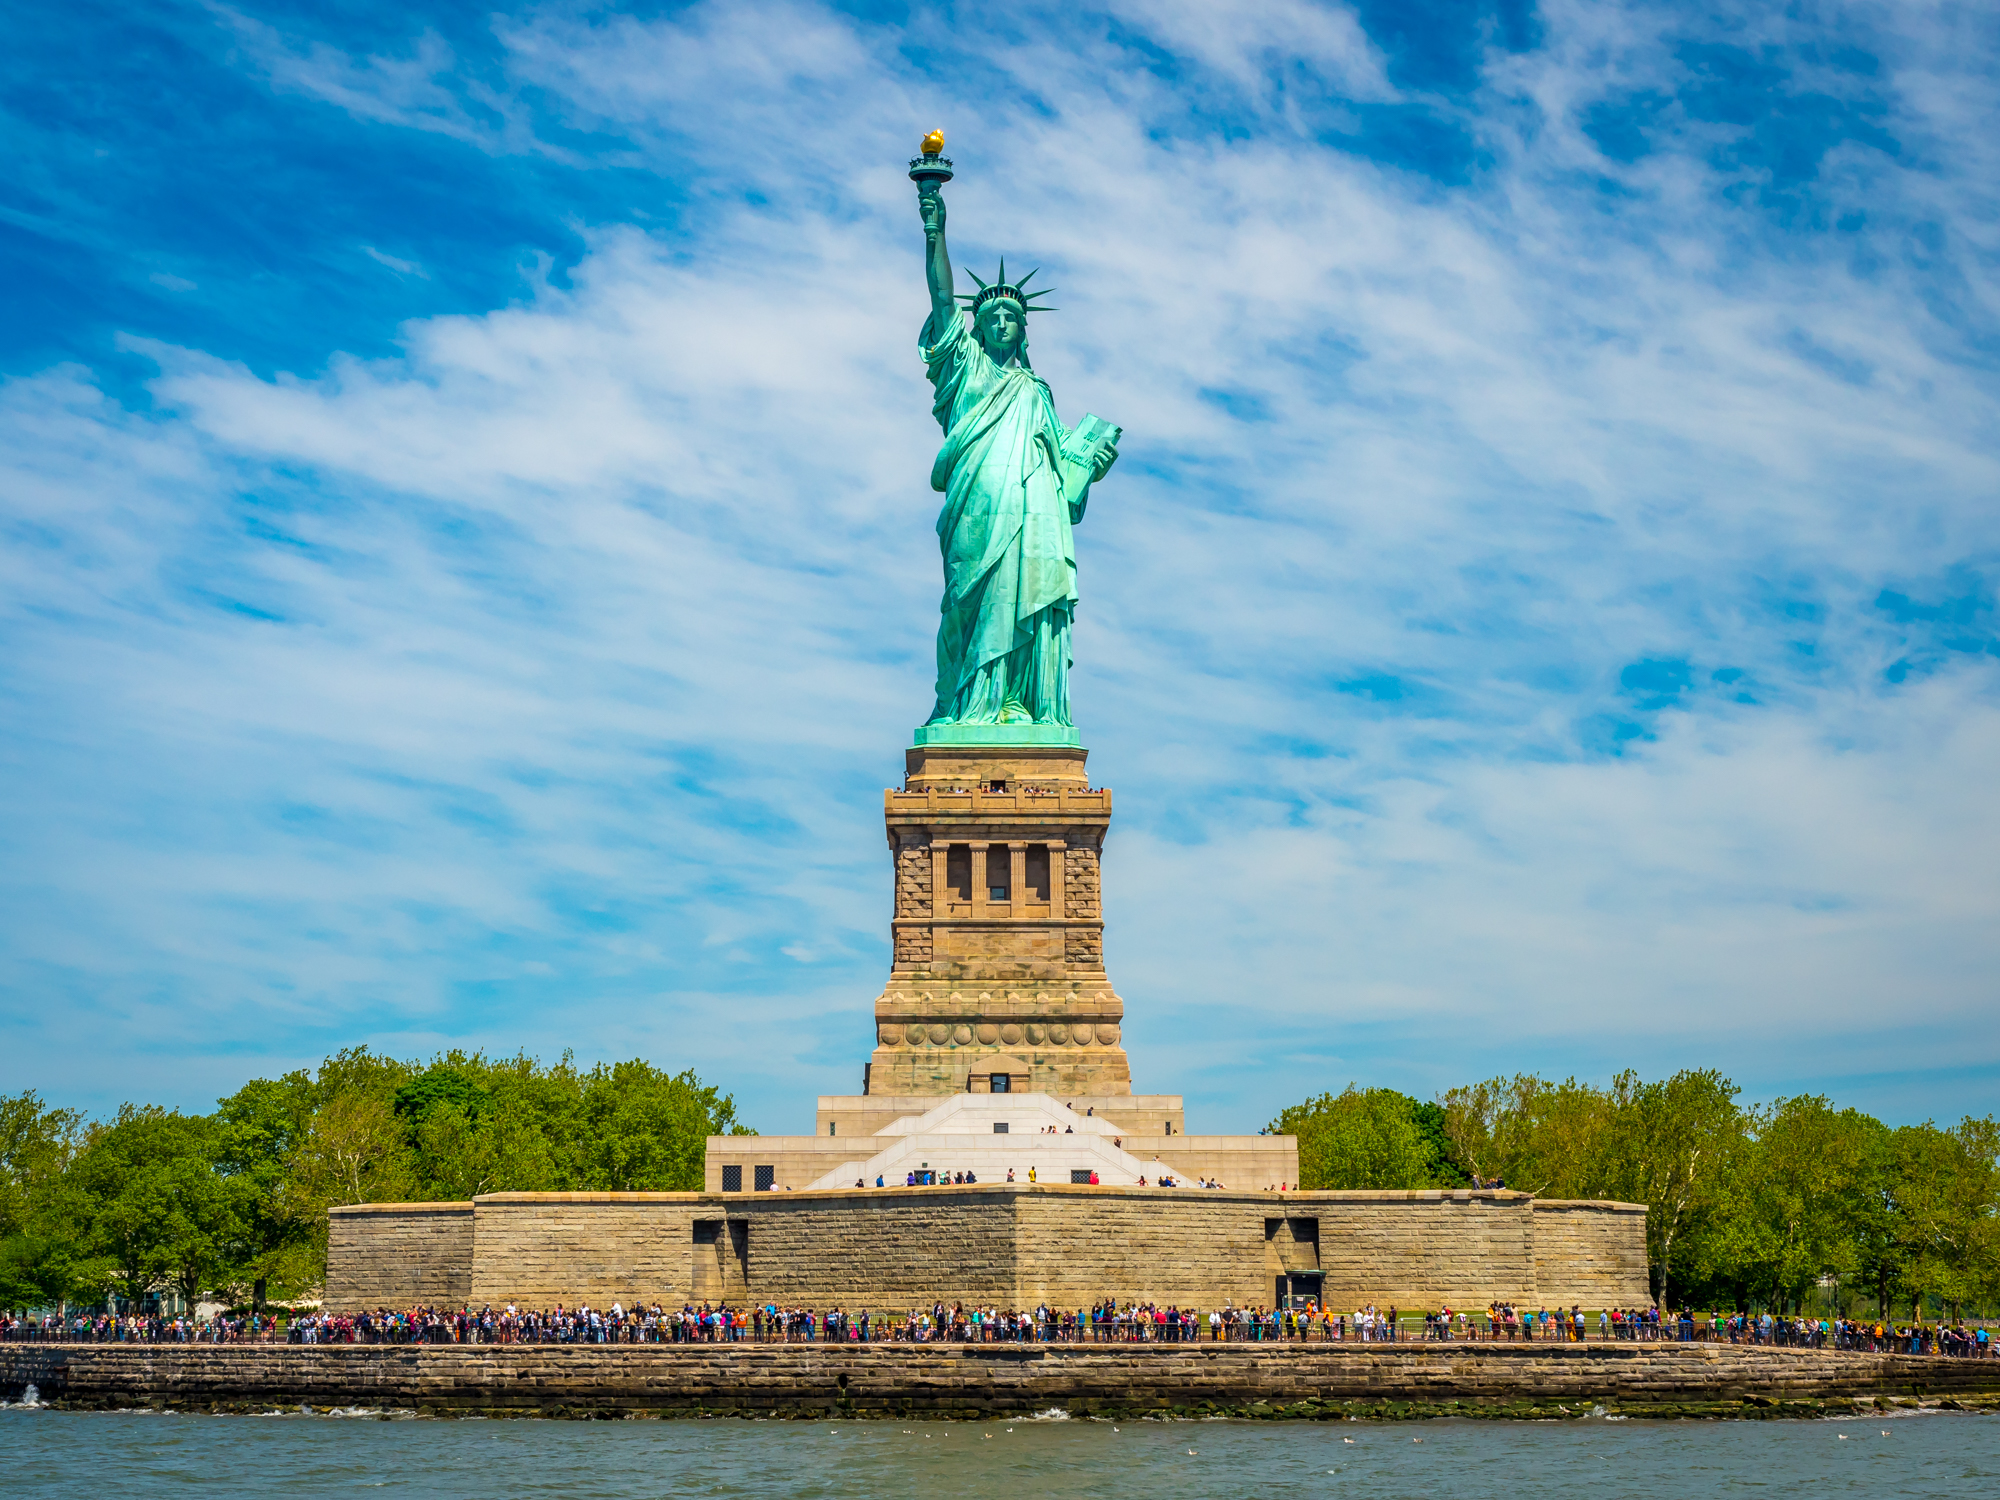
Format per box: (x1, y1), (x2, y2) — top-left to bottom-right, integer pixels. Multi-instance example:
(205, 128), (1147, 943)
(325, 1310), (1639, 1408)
(5, 1340), (2000, 1420)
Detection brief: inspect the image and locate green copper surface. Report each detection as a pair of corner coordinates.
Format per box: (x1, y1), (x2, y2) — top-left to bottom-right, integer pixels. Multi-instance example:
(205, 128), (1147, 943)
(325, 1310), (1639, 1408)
(911, 722), (1082, 747)
(912, 159), (1119, 743)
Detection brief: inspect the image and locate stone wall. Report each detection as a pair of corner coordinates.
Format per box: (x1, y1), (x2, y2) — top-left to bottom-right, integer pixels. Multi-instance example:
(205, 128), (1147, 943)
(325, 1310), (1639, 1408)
(1061, 840), (1101, 920)
(810, 1094), (1191, 1140)
(9, 1342), (1998, 1419)
(893, 834), (931, 920)
(1122, 1136), (1299, 1191)
(704, 1130), (1273, 1195)
(1014, 1191), (1269, 1307)
(327, 1185), (1649, 1315)
(702, 1136), (863, 1193)
(465, 1195), (702, 1311)
(1062, 840), (1102, 967)
(741, 1193), (1018, 1305)
(1532, 1199), (1652, 1307)
(324, 1203), (472, 1311)
(1318, 1192), (1537, 1309)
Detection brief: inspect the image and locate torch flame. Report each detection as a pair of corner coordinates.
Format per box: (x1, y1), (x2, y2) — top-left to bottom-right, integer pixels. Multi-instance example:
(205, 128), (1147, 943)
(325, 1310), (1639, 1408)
(920, 129), (945, 156)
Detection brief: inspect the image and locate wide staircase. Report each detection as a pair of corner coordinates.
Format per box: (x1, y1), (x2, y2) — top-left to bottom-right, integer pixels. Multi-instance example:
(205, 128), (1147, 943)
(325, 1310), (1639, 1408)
(804, 1093), (1195, 1189)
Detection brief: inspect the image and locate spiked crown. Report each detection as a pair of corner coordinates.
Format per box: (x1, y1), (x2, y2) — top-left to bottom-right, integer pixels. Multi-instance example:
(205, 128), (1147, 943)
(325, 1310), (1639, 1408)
(957, 258), (1058, 318)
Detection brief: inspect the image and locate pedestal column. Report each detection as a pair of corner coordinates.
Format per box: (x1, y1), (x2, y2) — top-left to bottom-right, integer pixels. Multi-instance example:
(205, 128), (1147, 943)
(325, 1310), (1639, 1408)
(870, 743), (1129, 1096)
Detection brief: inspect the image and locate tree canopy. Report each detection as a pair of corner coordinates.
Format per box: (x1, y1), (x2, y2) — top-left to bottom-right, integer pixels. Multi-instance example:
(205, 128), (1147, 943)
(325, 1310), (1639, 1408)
(0, 1050), (746, 1314)
(1270, 1071), (1999, 1318)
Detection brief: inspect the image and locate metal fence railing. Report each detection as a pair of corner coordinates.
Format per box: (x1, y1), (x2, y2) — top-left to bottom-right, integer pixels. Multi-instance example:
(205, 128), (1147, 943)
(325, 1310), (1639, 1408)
(2, 1313), (1991, 1357)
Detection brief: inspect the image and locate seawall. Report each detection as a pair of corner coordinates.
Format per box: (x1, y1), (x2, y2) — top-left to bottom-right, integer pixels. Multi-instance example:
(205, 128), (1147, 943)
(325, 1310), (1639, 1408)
(5, 1343), (1997, 1420)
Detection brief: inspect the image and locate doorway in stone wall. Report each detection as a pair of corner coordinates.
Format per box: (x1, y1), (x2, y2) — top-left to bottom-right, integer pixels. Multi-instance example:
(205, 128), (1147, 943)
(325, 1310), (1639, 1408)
(693, 1220), (723, 1301)
(693, 1220), (749, 1302)
(1279, 1271), (1324, 1310)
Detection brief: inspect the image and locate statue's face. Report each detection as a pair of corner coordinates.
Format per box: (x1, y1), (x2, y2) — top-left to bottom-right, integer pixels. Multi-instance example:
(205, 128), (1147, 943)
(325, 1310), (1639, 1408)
(977, 301), (1024, 359)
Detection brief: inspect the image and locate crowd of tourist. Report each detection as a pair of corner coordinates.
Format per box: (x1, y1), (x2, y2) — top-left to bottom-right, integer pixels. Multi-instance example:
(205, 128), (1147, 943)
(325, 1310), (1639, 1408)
(1697, 1312), (1992, 1355)
(0, 1311), (283, 1344)
(2, 1303), (1991, 1354)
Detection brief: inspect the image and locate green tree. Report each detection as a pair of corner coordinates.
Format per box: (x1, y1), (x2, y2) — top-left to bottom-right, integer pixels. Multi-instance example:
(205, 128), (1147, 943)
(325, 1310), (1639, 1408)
(571, 1060), (746, 1191)
(1269, 1086), (1441, 1190)
(1598, 1069), (1746, 1308)
(288, 1090), (409, 1207)
(390, 1052), (746, 1196)
(11, 1047), (753, 1312)
(1883, 1117), (2000, 1321)
(75, 1108), (243, 1311)
(215, 1073), (318, 1310)
(392, 1067), (492, 1133)
(0, 1091), (92, 1313)
(274, 1090), (409, 1292)
(1728, 1097), (1882, 1313)
(1437, 1074), (1615, 1196)
(1435, 1068), (1752, 1306)
(1409, 1100), (1470, 1188)
(393, 1063), (518, 1199)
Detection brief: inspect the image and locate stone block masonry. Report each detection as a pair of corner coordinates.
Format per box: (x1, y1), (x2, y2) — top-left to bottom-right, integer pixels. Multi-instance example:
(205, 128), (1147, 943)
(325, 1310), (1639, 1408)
(6, 1343), (1997, 1421)
(465, 1196), (701, 1310)
(324, 1202), (472, 1311)
(1532, 1199), (1651, 1308)
(1318, 1194), (1536, 1308)
(872, 745), (1131, 1097)
(328, 1184), (1648, 1315)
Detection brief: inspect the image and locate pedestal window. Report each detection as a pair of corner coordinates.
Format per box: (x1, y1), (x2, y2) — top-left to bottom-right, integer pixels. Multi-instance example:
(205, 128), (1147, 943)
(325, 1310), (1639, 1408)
(1025, 843), (1051, 901)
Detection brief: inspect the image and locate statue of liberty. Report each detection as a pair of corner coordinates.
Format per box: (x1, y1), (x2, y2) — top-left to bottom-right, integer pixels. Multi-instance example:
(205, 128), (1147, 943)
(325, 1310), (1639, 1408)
(911, 133), (1119, 739)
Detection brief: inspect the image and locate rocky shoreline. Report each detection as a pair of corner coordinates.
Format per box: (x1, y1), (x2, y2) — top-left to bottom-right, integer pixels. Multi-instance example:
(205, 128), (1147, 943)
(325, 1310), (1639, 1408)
(5, 1342), (1997, 1422)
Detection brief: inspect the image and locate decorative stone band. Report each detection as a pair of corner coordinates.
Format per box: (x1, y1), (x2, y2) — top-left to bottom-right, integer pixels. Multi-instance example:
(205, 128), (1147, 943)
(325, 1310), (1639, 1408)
(878, 1021), (1120, 1047)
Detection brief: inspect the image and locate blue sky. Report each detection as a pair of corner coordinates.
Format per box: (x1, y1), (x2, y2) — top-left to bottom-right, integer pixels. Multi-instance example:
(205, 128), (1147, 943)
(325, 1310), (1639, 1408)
(4, 0), (1998, 1134)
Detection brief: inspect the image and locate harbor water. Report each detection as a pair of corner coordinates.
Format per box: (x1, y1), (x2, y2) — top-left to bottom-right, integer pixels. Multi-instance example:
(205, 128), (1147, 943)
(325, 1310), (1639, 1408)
(2, 1399), (1996, 1498)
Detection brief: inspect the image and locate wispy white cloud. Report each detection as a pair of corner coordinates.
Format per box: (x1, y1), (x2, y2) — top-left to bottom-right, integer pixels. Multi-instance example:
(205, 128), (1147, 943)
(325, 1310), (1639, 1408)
(210, 8), (506, 150)
(362, 246), (428, 277)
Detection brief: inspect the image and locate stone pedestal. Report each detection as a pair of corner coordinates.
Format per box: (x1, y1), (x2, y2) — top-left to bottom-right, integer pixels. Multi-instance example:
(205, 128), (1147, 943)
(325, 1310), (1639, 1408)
(868, 743), (1131, 1096)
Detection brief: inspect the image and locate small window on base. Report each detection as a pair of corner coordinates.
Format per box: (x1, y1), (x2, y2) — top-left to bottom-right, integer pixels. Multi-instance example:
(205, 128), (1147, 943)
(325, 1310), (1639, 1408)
(993, 1121), (1009, 1133)
(753, 1165), (776, 1192)
(1070, 1169), (1093, 1184)
(990, 1073), (1011, 1093)
(721, 1164), (742, 1193)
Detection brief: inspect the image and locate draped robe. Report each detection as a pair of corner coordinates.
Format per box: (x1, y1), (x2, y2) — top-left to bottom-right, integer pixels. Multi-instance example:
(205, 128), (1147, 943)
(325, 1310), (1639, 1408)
(920, 308), (1090, 726)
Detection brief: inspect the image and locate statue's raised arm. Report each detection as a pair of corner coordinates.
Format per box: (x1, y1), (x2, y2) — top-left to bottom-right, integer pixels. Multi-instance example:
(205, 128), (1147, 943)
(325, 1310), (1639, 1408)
(919, 187), (956, 334)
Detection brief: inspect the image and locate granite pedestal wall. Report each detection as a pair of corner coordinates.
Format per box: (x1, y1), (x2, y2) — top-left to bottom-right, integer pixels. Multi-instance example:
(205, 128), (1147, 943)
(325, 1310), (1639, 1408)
(871, 744), (1131, 1098)
(465, 1195), (702, 1309)
(1531, 1199), (1653, 1306)
(327, 1185), (1648, 1313)
(324, 1202), (472, 1311)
